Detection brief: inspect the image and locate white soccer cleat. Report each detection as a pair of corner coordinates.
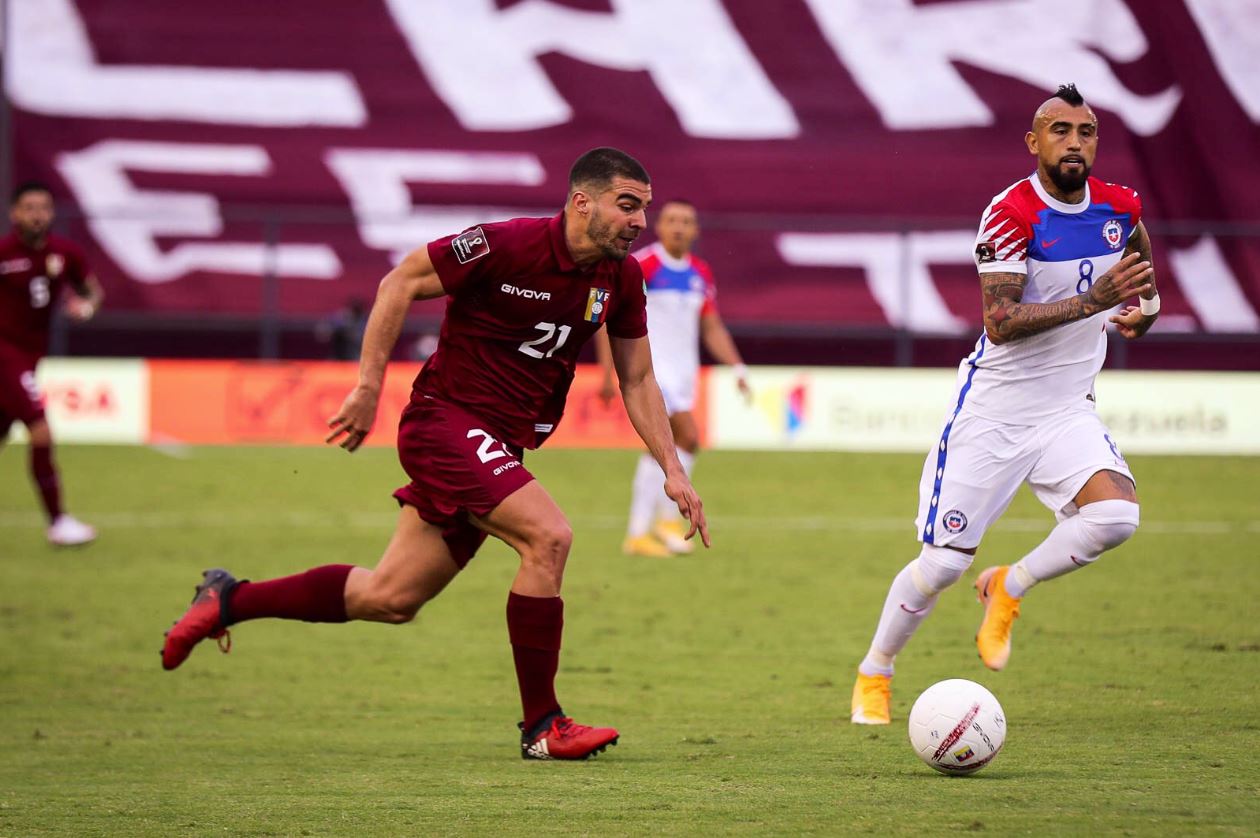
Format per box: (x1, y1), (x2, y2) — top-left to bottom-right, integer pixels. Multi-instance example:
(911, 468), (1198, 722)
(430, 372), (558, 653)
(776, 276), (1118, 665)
(47, 514), (97, 547)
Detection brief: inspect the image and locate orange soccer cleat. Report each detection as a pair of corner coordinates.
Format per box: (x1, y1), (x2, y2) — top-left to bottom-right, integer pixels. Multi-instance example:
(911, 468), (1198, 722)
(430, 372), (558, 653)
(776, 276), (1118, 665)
(850, 672), (892, 725)
(974, 566), (1022, 671)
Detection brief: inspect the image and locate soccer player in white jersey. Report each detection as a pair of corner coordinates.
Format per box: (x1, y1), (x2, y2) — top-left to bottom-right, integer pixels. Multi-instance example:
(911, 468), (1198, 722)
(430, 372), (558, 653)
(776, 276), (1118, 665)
(851, 84), (1161, 724)
(596, 200), (749, 556)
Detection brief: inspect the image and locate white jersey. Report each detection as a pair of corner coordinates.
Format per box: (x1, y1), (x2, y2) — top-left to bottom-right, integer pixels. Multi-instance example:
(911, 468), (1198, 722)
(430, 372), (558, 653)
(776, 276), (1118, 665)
(957, 174), (1143, 423)
(634, 243), (718, 412)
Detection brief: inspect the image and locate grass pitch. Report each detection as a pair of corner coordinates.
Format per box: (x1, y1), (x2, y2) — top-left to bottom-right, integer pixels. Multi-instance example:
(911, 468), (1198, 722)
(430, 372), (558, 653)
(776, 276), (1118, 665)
(1, 445), (1258, 836)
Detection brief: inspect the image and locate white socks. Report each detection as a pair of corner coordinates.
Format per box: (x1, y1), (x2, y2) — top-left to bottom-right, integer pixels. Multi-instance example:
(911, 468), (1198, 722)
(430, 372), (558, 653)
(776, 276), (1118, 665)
(627, 454), (661, 537)
(859, 545), (973, 677)
(1004, 500), (1140, 597)
(628, 449), (696, 536)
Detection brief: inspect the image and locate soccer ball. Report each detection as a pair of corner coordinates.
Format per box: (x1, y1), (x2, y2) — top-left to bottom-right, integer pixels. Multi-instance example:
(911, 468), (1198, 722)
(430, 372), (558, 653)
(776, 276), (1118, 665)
(907, 679), (1006, 775)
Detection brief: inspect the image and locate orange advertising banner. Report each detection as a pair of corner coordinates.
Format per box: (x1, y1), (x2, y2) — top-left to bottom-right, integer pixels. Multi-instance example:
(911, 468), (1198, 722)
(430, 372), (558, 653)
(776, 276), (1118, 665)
(147, 360), (705, 449)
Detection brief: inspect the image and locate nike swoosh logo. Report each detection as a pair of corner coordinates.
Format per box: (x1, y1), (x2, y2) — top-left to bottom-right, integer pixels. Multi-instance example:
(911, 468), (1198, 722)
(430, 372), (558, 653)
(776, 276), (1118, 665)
(900, 604), (928, 614)
(1041, 237), (1062, 248)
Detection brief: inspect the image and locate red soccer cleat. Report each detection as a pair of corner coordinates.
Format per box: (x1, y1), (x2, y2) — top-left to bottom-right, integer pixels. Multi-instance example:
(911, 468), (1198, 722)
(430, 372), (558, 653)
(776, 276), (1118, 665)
(161, 568), (238, 671)
(519, 713), (619, 760)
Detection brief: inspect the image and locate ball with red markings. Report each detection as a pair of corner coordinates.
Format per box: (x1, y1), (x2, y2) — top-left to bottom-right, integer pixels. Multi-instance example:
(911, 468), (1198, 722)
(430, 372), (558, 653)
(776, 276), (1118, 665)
(908, 679), (1006, 775)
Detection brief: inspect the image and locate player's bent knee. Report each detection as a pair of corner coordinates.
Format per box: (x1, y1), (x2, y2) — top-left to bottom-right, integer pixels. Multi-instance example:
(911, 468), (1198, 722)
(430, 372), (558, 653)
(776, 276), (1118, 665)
(1078, 499), (1140, 553)
(911, 544), (975, 596)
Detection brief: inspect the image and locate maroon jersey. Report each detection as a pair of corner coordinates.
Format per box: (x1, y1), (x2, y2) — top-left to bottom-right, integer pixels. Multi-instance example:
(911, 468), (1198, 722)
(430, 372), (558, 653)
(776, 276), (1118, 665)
(419, 211), (648, 449)
(0, 233), (90, 358)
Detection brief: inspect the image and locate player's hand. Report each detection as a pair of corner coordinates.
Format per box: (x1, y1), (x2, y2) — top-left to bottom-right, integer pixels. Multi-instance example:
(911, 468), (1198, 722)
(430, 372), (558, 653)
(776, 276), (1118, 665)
(1108, 304), (1157, 340)
(1085, 252), (1153, 312)
(664, 471), (711, 548)
(326, 385), (379, 452)
(64, 296), (96, 322)
(597, 376), (618, 407)
(735, 373), (753, 405)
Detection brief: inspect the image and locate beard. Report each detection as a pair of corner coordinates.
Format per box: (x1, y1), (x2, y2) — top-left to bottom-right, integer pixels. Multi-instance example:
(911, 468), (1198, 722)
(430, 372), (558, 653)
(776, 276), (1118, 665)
(1047, 158), (1091, 193)
(587, 211), (630, 261)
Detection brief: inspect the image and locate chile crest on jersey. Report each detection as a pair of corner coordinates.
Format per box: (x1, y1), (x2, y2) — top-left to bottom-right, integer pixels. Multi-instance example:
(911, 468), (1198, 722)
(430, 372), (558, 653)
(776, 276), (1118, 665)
(1025, 204), (1133, 264)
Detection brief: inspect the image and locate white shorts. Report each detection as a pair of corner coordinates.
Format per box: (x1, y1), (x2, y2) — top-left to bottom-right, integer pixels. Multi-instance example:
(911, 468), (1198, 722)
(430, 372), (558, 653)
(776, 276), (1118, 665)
(914, 407), (1135, 549)
(656, 373), (697, 416)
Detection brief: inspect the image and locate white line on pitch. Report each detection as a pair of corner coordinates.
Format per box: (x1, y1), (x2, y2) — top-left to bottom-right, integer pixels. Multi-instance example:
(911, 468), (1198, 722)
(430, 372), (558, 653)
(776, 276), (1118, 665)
(0, 511), (1254, 535)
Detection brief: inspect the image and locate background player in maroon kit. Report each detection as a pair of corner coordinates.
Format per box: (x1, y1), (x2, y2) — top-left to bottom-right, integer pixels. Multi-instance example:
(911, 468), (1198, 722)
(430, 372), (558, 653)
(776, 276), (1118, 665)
(161, 148), (709, 760)
(0, 182), (104, 546)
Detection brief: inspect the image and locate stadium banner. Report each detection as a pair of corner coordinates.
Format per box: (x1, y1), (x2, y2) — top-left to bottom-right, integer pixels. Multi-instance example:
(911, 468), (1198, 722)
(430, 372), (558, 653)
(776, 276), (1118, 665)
(12, 0), (1260, 334)
(708, 367), (1260, 455)
(8, 358), (149, 444)
(144, 360), (680, 449)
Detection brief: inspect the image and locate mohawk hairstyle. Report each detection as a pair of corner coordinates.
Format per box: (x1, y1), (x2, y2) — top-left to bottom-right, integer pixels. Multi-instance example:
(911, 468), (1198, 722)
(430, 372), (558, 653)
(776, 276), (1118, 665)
(11, 181), (52, 205)
(1054, 83), (1085, 107)
(568, 147), (650, 192)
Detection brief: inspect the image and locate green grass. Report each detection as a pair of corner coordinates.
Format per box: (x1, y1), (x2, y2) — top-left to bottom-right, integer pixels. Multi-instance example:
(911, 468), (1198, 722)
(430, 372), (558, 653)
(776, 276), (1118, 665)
(2, 445), (1258, 836)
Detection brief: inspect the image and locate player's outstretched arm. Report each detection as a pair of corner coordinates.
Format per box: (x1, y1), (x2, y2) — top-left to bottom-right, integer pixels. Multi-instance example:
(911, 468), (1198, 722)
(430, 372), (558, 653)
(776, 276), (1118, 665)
(1109, 221), (1160, 340)
(610, 334), (711, 547)
(700, 312), (751, 401)
(326, 247), (446, 451)
(982, 252), (1152, 345)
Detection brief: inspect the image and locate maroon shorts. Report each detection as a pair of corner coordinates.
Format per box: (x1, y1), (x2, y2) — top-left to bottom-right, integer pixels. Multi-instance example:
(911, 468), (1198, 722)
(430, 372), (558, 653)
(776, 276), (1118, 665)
(0, 347), (44, 429)
(393, 397), (535, 568)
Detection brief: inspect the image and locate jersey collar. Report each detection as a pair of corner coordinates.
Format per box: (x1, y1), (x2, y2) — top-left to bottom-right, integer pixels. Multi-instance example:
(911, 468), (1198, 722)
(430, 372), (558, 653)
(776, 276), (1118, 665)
(651, 242), (692, 271)
(1028, 172), (1091, 215)
(548, 210), (579, 272)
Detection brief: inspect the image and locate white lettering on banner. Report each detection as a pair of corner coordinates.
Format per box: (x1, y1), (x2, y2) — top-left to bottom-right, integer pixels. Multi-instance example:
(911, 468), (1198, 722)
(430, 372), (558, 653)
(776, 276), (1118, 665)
(802, 0), (1182, 136)
(776, 231), (972, 335)
(56, 141), (341, 284)
(1168, 237), (1260, 333)
(1185, 0), (1260, 122)
(7, 0), (366, 126)
(383, 0), (797, 138)
(326, 149), (545, 263)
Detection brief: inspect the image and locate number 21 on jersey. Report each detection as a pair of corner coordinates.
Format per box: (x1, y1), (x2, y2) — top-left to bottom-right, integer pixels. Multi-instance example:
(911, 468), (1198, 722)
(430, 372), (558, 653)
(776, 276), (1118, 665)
(518, 322), (571, 359)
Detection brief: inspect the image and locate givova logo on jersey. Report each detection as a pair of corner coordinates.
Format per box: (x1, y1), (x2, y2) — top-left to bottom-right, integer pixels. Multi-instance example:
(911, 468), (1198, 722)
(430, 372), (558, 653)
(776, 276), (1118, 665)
(1103, 219), (1124, 249)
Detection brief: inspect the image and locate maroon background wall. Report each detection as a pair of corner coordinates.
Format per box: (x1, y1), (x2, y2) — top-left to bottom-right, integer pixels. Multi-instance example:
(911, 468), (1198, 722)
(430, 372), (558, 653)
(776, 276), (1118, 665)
(8, 0), (1260, 355)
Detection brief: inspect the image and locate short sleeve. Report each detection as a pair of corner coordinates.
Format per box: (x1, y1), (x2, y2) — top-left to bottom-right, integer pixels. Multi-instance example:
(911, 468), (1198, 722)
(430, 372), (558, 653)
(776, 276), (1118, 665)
(974, 202), (1031, 275)
(426, 223), (511, 296)
(607, 258), (648, 340)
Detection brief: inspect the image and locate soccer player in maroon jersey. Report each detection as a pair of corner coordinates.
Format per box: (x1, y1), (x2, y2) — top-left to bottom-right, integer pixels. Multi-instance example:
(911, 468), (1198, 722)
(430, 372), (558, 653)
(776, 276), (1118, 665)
(161, 148), (709, 760)
(1, 182), (104, 546)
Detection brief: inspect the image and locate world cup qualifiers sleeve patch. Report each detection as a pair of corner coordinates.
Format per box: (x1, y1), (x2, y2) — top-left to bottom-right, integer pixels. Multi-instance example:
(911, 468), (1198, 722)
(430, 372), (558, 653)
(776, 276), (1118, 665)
(975, 241), (997, 264)
(451, 227), (490, 264)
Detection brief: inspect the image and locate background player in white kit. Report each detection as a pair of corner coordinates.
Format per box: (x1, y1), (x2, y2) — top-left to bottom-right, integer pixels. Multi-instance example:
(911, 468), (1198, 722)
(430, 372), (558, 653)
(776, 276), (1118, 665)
(851, 84), (1161, 724)
(596, 200), (749, 557)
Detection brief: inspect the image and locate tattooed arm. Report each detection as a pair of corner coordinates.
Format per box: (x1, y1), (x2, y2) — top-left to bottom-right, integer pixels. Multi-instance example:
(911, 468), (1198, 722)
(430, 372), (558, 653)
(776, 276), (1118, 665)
(982, 251), (1154, 345)
(1108, 221), (1159, 340)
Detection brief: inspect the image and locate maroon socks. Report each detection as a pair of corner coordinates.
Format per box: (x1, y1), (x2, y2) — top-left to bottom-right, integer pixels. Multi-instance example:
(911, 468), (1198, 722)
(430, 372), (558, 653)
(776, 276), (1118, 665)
(507, 592), (564, 732)
(29, 443), (62, 522)
(227, 564), (353, 624)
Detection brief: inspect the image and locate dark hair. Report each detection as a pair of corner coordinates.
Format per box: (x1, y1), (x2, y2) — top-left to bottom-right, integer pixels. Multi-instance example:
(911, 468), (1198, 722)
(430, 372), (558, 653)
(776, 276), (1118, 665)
(1054, 83), (1085, 107)
(568, 147), (650, 192)
(12, 181), (52, 205)
(659, 198), (696, 211)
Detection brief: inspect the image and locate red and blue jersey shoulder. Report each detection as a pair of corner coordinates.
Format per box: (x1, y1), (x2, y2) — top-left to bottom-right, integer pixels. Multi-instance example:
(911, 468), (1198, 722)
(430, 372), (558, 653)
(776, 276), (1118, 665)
(634, 245), (718, 314)
(1089, 178), (1142, 227)
(1024, 177), (1142, 263)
